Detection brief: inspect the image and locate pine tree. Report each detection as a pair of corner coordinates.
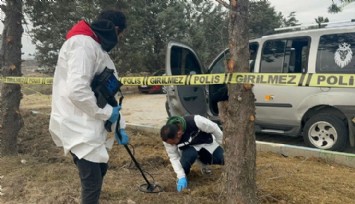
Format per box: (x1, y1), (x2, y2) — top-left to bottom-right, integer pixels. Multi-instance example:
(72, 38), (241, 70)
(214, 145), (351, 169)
(24, 0), (119, 67)
(0, 0), (24, 156)
(219, 0), (257, 202)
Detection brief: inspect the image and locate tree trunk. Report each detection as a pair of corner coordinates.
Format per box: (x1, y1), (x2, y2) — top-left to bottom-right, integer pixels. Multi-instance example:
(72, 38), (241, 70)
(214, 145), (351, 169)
(222, 0), (258, 203)
(0, 0), (24, 156)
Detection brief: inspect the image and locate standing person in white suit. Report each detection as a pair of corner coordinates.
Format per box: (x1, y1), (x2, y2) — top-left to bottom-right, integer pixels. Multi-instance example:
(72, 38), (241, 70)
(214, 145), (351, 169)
(49, 9), (129, 204)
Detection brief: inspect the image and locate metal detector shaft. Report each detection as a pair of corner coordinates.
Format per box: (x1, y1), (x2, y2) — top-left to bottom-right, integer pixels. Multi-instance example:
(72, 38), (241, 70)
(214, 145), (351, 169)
(123, 144), (154, 189)
(116, 94), (156, 191)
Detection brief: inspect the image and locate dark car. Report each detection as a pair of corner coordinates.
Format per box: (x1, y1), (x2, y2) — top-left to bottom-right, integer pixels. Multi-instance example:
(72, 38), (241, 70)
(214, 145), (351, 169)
(138, 69), (166, 94)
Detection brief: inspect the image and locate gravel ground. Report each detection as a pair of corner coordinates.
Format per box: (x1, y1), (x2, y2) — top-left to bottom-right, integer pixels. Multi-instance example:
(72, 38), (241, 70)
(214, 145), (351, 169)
(121, 93), (167, 127)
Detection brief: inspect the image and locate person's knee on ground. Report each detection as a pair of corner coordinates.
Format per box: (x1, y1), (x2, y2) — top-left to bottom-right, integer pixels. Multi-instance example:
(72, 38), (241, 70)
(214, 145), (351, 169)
(195, 147), (223, 175)
(195, 158), (212, 175)
(198, 146), (224, 166)
(179, 146), (198, 175)
(212, 146), (224, 165)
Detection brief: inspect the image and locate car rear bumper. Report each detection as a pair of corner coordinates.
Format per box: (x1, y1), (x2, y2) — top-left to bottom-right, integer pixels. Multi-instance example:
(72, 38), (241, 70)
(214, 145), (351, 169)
(138, 85), (162, 94)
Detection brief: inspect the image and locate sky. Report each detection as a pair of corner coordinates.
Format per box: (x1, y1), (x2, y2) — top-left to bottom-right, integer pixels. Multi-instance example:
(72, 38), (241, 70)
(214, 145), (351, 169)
(270, 0), (355, 25)
(0, 0), (355, 59)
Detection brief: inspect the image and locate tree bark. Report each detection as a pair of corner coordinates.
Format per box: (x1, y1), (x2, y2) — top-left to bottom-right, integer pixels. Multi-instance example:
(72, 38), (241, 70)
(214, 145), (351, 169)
(0, 0), (24, 156)
(222, 0), (258, 203)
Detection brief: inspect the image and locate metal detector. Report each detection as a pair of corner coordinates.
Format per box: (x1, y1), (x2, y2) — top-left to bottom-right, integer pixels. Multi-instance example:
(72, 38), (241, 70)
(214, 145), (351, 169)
(122, 144), (163, 193)
(116, 96), (163, 193)
(92, 70), (163, 193)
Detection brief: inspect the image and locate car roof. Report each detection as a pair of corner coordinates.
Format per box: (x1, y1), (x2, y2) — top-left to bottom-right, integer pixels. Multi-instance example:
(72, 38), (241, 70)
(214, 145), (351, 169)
(252, 24), (355, 41)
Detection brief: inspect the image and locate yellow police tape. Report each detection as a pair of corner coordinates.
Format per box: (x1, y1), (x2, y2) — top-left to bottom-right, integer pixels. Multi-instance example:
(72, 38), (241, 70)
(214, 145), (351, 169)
(0, 76), (53, 85)
(119, 73), (355, 88)
(1, 73), (355, 88)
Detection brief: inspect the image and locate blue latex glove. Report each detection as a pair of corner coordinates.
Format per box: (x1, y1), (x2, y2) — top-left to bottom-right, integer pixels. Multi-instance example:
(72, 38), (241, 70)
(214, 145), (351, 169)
(177, 177), (188, 192)
(108, 105), (121, 123)
(115, 128), (129, 145)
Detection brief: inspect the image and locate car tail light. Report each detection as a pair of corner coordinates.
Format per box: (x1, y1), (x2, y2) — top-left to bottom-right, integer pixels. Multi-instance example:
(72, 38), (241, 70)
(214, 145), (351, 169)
(151, 85), (160, 91)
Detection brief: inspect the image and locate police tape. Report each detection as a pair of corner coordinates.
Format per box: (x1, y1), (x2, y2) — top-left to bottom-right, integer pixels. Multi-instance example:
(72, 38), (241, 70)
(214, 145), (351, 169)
(1, 73), (355, 88)
(121, 73), (355, 88)
(0, 76), (53, 85)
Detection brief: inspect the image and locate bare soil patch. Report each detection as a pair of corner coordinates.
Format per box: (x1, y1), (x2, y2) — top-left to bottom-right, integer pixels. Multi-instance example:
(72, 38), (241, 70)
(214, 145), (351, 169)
(0, 94), (355, 204)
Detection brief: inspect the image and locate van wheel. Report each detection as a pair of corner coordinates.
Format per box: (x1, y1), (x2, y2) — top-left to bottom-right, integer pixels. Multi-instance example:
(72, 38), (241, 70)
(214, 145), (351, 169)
(303, 114), (347, 151)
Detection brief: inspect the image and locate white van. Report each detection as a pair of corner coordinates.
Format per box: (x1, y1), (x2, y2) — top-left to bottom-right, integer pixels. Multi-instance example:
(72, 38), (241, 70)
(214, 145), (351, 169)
(165, 25), (355, 151)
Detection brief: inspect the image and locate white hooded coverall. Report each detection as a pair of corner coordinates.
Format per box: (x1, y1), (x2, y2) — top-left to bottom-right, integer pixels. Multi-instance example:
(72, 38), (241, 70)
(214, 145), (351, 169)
(49, 34), (125, 163)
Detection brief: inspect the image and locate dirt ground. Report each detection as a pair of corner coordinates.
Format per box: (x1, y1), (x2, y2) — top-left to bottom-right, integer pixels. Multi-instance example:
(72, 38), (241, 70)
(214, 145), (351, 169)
(1, 87), (355, 204)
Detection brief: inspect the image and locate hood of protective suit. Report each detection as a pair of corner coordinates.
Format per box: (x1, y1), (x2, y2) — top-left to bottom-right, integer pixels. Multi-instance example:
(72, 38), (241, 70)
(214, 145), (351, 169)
(66, 20), (100, 43)
(66, 19), (118, 52)
(90, 19), (118, 52)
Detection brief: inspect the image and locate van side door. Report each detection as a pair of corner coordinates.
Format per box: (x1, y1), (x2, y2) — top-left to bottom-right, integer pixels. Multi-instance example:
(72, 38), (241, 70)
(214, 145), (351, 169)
(165, 41), (207, 117)
(253, 37), (312, 135)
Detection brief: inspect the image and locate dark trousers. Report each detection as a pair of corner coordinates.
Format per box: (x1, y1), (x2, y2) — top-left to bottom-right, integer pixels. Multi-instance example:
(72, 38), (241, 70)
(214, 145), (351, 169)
(180, 146), (224, 175)
(71, 153), (108, 204)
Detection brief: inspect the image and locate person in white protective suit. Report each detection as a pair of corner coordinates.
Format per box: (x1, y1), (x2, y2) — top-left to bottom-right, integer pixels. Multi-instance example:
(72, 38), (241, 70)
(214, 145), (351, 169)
(49, 9), (129, 204)
(160, 115), (224, 192)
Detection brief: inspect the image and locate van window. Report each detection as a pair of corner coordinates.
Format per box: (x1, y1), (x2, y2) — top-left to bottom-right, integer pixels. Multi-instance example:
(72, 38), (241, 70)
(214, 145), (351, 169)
(316, 32), (355, 73)
(209, 42), (259, 74)
(208, 43), (259, 115)
(209, 51), (229, 74)
(171, 46), (202, 75)
(260, 37), (310, 73)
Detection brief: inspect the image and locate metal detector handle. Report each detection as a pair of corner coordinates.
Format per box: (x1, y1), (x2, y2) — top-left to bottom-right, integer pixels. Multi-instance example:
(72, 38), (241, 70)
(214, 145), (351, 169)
(105, 95), (124, 132)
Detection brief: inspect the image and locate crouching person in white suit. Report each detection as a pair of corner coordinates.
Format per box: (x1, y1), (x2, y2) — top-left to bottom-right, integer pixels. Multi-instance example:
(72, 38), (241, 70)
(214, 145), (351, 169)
(160, 115), (224, 192)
